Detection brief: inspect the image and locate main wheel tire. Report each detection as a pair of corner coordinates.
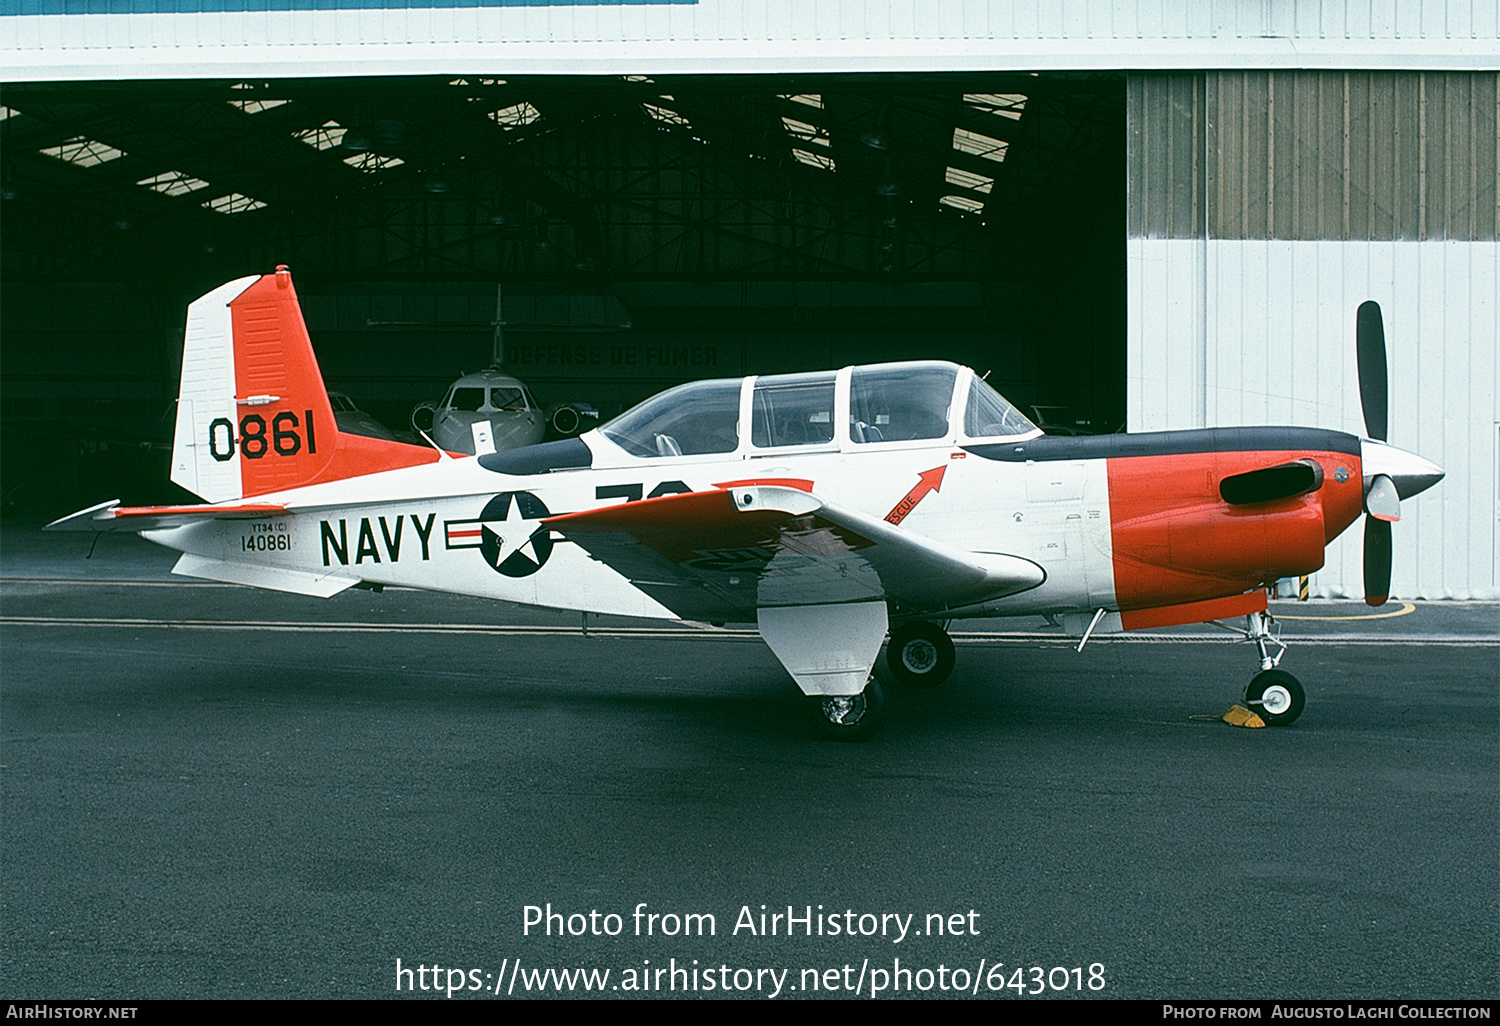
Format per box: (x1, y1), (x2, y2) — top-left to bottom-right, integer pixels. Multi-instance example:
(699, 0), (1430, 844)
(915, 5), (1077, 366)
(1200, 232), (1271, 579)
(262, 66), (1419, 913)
(808, 676), (887, 742)
(886, 621), (956, 688)
(1245, 669), (1306, 727)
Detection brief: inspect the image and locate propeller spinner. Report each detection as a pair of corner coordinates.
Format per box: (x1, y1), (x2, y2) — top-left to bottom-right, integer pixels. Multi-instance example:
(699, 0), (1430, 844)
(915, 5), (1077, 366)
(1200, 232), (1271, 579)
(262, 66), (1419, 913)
(1355, 301), (1444, 605)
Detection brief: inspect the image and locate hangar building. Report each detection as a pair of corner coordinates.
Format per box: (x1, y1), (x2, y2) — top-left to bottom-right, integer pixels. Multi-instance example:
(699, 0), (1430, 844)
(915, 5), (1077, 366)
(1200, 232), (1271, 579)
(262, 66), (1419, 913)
(1, 0), (1495, 599)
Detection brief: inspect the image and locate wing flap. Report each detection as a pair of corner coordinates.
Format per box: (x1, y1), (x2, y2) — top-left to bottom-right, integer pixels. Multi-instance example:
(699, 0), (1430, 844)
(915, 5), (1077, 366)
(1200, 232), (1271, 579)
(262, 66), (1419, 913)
(546, 486), (1042, 620)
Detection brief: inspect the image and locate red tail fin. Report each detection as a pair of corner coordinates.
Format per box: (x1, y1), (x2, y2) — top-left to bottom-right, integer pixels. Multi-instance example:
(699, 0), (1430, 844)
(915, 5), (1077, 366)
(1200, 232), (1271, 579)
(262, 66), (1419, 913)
(173, 267), (443, 502)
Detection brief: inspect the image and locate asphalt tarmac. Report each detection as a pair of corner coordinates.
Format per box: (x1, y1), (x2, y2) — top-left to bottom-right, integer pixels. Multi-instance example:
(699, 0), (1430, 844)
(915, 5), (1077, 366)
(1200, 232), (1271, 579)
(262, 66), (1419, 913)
(3, 523), (1496, 1000)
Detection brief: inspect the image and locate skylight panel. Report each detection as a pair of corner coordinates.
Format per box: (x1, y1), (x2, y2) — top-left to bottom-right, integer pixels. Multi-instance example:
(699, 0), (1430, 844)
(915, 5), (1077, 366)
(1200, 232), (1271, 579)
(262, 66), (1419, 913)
(229, 98), (289, 114)
(963, 93), (1027, 120)
(622, 75), (654, 83)
(343, 153), (405, 173)
(466, 79), (506, 101)
(293, 121), (347, 151)
(945, 167), (994, 194)
(0, 106), (16, 121)
(779, 94), (823, 109)
(642, 102), (690, 127)
(138, 171), (210, 197)
(781, 116), (830, 148)
(952, 127), (1008, 163)
(791, 148), (835, 171)
(202, 193), (267, 215)
(489, 102), (541, 129)
(40, 136), (126, 168)
(940, 195), (985, 213)
(456, 77), (508, 101)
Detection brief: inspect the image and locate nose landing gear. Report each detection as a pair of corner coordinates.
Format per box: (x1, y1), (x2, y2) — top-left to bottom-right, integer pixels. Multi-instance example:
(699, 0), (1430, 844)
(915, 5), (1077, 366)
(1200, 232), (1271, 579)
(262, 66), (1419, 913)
(1245, 669), (1306, 726)
(1237, 610), (1305, 726)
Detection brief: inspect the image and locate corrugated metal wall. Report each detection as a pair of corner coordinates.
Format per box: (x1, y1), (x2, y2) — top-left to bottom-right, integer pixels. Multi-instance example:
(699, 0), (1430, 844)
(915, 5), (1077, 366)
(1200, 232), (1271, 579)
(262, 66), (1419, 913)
(1128, 71), (1500, 600)
(1130, 71), (1500, 241)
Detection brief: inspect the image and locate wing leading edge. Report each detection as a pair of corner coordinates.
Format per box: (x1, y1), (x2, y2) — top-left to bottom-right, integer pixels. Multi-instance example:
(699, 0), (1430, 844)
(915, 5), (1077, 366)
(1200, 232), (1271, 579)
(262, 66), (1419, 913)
(546, 484), (1043, 622)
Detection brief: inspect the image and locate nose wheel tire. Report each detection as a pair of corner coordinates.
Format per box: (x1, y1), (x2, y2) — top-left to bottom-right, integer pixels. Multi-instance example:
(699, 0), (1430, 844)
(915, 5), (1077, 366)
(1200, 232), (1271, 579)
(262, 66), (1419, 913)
(808, 676), (887, 741)
(1245, 669), (1305, 727)
(886, 621), (956, 688)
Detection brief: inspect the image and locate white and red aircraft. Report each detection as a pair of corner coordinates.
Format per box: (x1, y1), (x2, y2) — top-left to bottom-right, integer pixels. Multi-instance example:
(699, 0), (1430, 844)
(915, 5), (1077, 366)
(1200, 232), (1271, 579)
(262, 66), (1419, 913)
(48, 267), (1444, 739)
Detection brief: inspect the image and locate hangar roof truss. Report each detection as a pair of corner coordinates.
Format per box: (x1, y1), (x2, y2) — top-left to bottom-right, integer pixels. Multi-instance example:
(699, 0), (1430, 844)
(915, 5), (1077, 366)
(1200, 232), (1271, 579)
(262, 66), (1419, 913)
(0, 73), (1122, 283)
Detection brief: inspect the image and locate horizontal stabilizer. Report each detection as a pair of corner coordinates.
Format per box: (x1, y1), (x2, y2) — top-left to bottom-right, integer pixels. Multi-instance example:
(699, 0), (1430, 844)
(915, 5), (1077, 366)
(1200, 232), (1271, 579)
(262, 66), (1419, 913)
(43, 500), (125, 532)
(171, 553), (357, 598)
(45, 500), (288, 533)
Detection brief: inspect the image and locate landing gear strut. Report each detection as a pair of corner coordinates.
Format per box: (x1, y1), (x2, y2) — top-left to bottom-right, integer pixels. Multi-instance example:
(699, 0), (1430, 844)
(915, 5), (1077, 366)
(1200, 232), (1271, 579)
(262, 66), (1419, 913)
(1239, 610), (1305, 726)
(886, 620), (956, 688)
(808, 676), (887, 741)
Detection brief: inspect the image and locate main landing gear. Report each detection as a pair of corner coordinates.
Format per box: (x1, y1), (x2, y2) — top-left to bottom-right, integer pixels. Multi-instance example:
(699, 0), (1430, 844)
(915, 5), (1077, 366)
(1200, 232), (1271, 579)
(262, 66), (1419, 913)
(1237, 610), (1305, 726)
(806, 617), (955, 739)
(886, 620), (956, 688)
(808, 676), (887, 742)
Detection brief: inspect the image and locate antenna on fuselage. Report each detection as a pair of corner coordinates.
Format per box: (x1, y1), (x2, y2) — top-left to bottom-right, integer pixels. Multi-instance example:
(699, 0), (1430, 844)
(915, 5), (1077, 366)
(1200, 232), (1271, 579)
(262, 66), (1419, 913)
(491, 283), (506, 369)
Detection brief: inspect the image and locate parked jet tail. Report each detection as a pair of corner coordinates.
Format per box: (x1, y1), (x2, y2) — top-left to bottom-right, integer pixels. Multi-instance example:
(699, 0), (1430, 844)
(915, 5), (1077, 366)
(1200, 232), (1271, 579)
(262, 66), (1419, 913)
(170, 266), (442, 502)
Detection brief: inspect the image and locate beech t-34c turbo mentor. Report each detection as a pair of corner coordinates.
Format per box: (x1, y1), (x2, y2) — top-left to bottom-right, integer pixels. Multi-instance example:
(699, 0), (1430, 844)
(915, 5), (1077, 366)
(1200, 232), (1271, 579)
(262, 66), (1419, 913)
(49, 267), (1444, 740)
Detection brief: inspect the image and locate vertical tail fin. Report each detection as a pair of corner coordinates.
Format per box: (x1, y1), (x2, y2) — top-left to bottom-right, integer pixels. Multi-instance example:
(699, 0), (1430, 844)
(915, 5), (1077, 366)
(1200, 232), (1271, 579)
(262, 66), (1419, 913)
(171, 274), (261, 502)
(170, 266), (441, 502)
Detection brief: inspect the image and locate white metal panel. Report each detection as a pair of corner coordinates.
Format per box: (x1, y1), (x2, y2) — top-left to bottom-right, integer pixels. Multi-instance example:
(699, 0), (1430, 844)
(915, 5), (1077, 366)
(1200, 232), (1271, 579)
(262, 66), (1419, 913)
(1126, 238), (1206, 432)
(3, 1), (1499, 82)
(1129, 236), (1500, 599)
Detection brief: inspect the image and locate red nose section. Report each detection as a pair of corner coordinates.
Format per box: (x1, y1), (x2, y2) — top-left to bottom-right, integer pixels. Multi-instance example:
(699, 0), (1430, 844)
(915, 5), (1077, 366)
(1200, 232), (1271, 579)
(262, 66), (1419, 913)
(1108, 448), (1364, 610)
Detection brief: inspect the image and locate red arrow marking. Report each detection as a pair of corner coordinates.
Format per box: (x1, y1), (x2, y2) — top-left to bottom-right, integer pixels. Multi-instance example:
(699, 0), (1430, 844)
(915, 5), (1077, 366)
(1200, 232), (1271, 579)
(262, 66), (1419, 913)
(884, 466), (947, 525)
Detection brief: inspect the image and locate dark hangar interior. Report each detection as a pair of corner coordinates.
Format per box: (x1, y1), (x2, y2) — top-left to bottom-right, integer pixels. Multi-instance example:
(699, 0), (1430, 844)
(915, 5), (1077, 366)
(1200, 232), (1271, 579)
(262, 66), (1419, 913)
(0, 72), (1124, 506)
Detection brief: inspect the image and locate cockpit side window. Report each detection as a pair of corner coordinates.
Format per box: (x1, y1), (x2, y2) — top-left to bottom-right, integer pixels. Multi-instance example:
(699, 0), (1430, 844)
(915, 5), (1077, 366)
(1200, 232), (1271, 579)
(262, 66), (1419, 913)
(488, 387), (525, 411)
(599, 378), (741, 458)
(751, 372), (836, 448)
(848, 364), (957, 443)
(449, 387), (486, 412)
(963, 375), (1038, 438)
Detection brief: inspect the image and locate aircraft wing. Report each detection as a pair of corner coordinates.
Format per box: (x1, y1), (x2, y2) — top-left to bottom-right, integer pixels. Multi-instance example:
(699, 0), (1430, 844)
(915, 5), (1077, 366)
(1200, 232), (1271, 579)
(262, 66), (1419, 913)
(545, 484), (1043, 622)
(44, 499), (290, 533)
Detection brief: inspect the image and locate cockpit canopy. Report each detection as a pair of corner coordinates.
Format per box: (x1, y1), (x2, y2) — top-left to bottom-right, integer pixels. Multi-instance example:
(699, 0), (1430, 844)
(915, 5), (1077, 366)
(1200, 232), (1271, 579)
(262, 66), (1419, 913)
(598, 361), (1037, 459)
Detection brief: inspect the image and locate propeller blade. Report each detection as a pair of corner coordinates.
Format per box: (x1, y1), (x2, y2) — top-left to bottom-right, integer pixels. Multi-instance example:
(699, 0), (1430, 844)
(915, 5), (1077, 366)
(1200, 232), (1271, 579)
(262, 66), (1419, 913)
(1364, 473), (1401, 522)
(1363, 516), (1392, 607)
(1356, 300), (1388, 442)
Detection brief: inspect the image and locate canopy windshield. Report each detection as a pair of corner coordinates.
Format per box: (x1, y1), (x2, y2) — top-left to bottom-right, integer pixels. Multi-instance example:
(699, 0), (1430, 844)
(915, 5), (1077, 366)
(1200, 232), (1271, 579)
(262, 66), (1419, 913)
(963, 375), (1037, 439)
(599, 378), (741, 457)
